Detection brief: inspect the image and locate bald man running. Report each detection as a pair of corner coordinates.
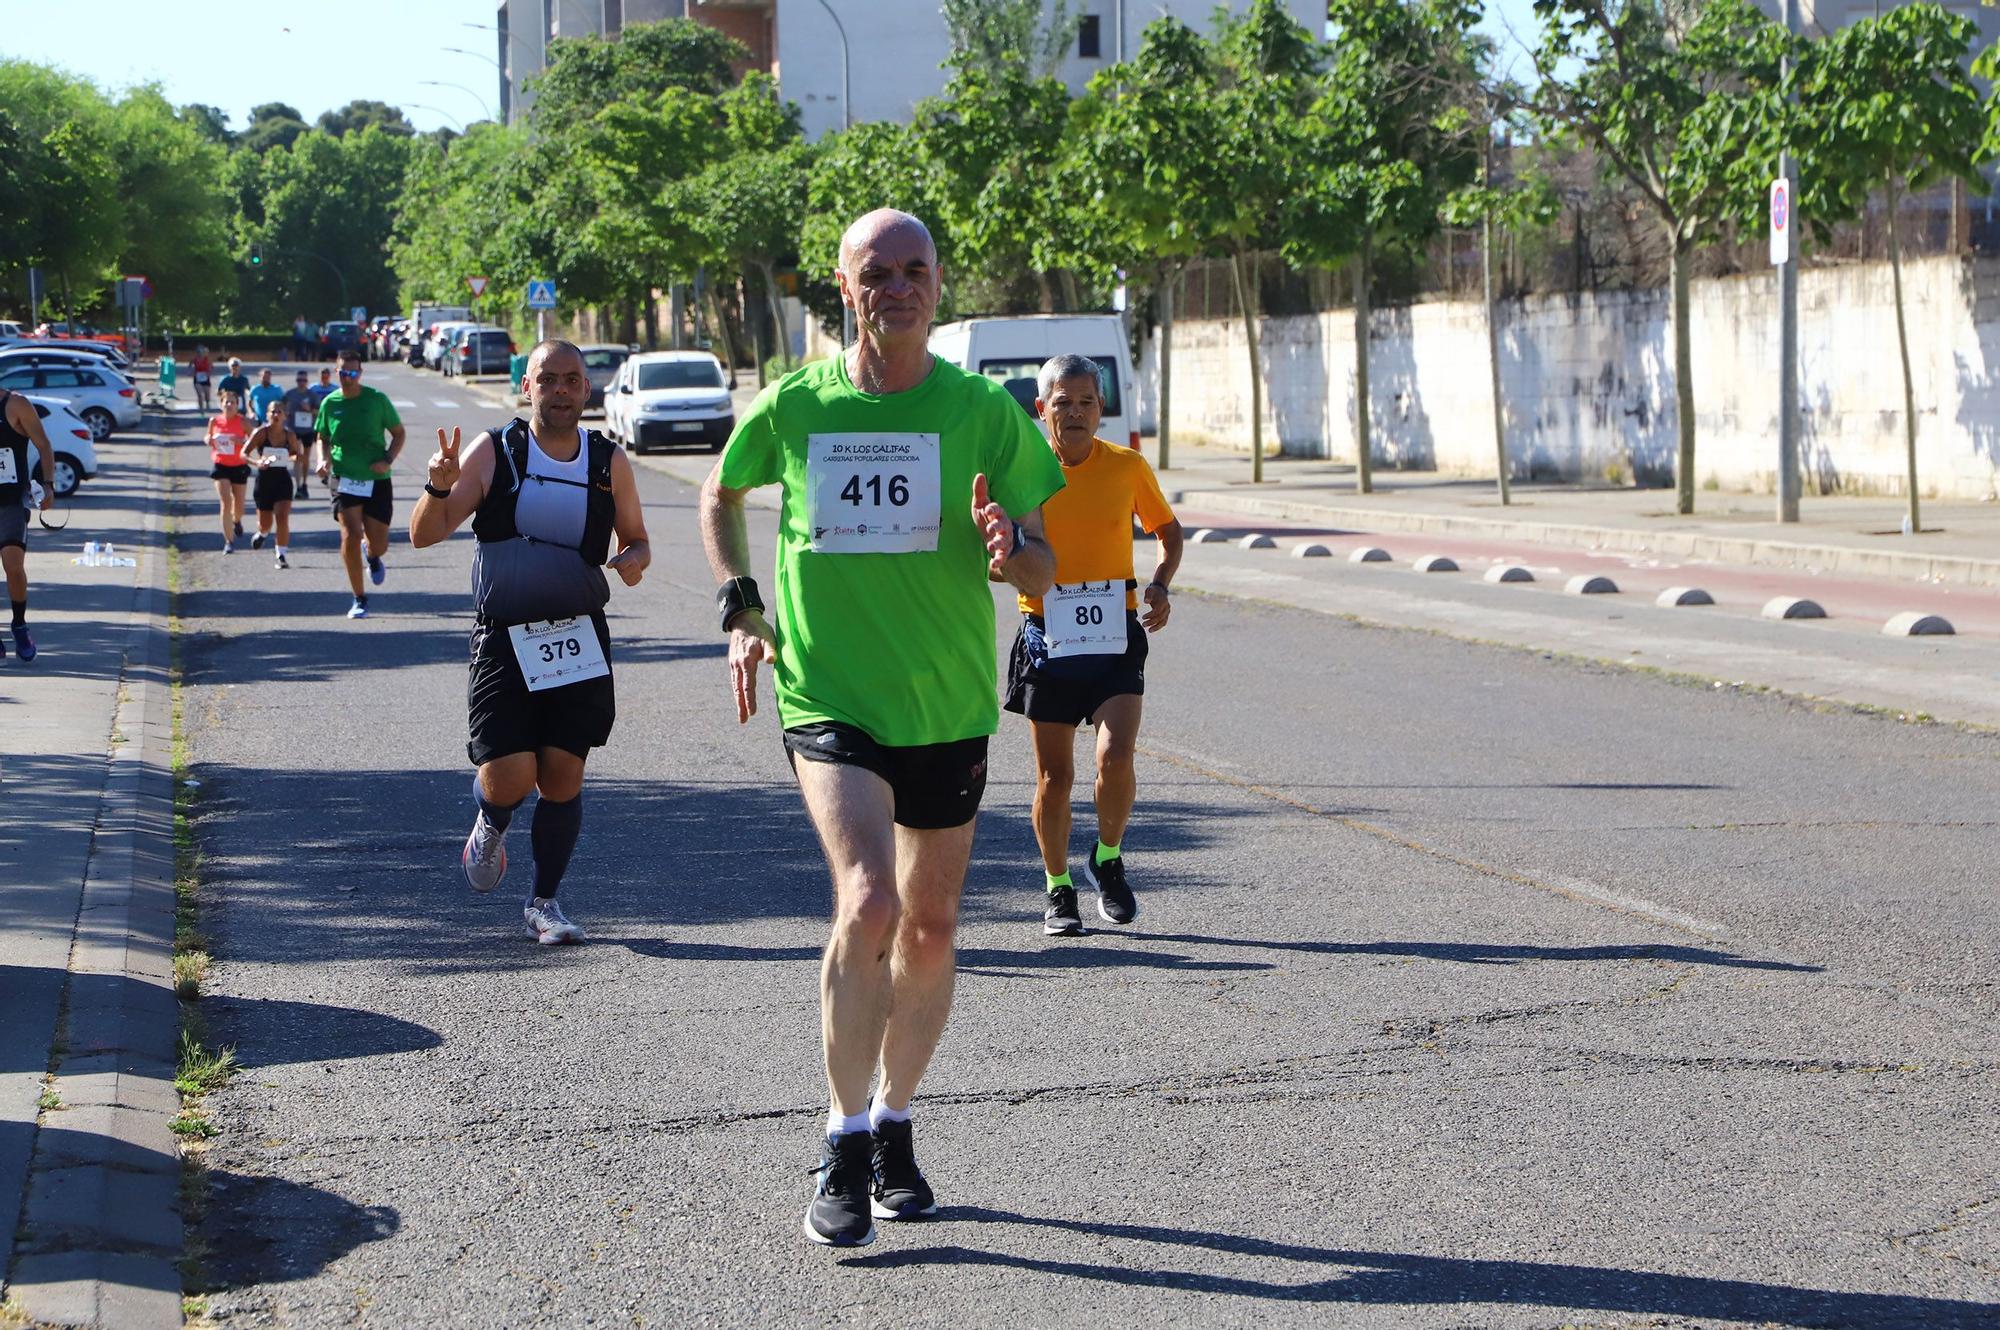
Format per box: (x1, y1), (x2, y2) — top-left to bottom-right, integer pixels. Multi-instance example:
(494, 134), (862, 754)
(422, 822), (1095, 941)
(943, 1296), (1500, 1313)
(701, 209), (1064, 1247)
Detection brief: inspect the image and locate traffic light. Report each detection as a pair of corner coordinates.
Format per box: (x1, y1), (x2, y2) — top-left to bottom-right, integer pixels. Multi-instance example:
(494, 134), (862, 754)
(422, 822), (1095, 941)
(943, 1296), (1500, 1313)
(250, 244), (263, 267)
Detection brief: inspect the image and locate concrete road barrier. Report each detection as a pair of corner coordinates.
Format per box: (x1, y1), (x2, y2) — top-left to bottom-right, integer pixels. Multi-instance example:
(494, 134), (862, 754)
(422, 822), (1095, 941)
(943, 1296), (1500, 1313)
(1413, 554), (1459, 573)
(1762, 596), (1827, 621)
(1189, 528), (1228, 544)
(1349, 547), (1392, 563)
(1565, 574), (1620, 595)
(1657, 586), (1715, 607)
(1883, 611), (1954, 636)
(1291, 542), (1333, 558)
(1239, 533), (1276, 550)
(1483, 565), (1535, 584)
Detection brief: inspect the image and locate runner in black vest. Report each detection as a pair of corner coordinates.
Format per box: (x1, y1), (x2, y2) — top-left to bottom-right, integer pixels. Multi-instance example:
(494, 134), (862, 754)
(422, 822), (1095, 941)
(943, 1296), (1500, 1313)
(409, 340), (651, 944)
(0, 388), (56, 662)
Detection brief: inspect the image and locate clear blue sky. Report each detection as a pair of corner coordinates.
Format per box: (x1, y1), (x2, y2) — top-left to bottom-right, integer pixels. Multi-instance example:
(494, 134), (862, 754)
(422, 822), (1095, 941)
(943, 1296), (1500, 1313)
(2, 0), (506, 133)
(5, 0), (1547, 132)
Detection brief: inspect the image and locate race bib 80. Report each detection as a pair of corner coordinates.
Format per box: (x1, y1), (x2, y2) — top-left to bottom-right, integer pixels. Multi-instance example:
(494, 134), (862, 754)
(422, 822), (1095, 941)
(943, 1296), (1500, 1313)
(806, 433), (941, 555)
(1043, 581), (1126, 658)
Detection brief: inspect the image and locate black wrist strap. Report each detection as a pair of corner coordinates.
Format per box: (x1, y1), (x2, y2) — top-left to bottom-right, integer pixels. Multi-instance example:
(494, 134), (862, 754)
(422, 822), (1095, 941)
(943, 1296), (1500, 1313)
(717, 575), (764, 633)
(422, 481), (450, 498)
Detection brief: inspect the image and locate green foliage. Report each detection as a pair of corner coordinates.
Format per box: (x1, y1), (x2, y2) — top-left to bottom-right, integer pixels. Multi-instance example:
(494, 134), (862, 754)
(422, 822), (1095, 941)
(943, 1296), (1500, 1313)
(799, 120), (950, 329)
(105, 88), (236, 321)
(239, 102), (310, 156)
(316, 99), (416, 139)
(177, 103), (234, 147)
(942, 0), (1079, 77)
(237, 126), (416, 321)
(528, 17), (748, 133)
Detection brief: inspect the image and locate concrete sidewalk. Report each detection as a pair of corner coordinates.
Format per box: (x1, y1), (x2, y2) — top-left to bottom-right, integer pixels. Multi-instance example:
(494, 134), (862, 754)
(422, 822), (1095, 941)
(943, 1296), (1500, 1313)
(0, 419), (182, 1329)
(1147, 440), (2000, 588)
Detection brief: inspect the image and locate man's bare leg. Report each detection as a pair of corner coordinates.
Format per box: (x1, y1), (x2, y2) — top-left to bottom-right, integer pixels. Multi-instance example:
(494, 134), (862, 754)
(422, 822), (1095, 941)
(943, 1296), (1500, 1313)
(1090, 694), (1144, 848)
(338, 505), (366, 598)
(1029, 721), (1076, 878)
(796, 759), (900, 1120)
(875, 817), (977, 1112)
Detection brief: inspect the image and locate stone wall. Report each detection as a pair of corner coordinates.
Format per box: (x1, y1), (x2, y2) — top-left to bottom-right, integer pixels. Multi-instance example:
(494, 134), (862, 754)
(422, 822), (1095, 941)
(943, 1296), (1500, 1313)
(1141, 254), (2000, 500)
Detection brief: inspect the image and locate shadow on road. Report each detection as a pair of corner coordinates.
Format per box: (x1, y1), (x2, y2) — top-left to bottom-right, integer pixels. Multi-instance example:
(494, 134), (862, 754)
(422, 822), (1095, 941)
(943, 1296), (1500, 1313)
(1120, 931), (1821, 973)
(845, 1207), (1998, 1327)
(197, 1170), (399, 1290)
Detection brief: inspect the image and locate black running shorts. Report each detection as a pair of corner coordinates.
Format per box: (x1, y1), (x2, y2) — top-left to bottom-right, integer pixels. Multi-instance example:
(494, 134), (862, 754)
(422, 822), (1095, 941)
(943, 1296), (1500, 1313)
(1003, 610), (1148, 728)
(783, 722), (988, 830)
(252, 467), (294, 511)
(210, 461), (252, 484)
(330, 476), (393, 525)
(466, 611), (616, 767)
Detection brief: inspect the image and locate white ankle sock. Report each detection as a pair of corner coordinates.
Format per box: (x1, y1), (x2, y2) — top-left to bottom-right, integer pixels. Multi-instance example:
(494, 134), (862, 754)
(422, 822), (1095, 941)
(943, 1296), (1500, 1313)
(826, 1109), (870, 1138)
(869, 1099), (911, 1130)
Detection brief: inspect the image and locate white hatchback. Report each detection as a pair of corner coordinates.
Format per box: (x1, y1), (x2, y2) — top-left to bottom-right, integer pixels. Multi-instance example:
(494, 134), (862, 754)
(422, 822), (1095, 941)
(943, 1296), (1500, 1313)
(606, 352), (734, 452)
(0, 362), (142, 441)
(18, 395), (100, 496)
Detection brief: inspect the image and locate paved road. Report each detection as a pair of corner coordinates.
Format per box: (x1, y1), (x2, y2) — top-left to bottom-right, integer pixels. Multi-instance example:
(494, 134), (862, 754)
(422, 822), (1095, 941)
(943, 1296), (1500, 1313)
(178, 361), (1998, 1327)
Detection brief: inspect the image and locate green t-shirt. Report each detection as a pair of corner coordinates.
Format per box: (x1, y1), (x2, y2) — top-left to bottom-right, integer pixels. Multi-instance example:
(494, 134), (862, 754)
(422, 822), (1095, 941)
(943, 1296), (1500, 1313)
(720, 354), (1064, 746)
(315, 386), (401, 481)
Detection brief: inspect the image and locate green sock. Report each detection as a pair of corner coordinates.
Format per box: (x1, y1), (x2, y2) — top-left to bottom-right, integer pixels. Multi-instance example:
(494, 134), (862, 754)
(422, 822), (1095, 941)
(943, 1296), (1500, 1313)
(1095, 840), (1120, 866)
(1045, 870), (1072, 893)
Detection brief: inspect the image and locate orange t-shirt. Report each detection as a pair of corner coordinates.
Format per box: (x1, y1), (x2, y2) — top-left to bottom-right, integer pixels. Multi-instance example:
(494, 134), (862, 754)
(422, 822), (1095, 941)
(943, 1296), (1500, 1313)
(208, 415), (248, 465)
(1019, 437), (1176, 617)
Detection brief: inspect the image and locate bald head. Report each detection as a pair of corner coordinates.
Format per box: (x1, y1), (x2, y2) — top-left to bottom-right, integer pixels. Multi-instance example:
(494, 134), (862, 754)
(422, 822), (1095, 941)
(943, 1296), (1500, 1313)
(524, 339), (587, 432)
(838, 209), (936, 275)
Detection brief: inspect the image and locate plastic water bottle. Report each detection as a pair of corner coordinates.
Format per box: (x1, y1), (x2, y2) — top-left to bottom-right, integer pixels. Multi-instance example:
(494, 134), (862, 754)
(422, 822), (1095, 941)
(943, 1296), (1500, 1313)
(1901, 514), (1914, 537)
(102, 543), (115, 566)
(82, 541), (100, 566)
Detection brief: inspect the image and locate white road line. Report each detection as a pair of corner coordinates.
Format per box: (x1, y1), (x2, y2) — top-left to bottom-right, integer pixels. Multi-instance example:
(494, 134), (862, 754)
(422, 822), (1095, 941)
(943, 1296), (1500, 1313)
(1538, 872), (1727, 937)
(432, 399), (462, 409)
(391, 399), (417, 408)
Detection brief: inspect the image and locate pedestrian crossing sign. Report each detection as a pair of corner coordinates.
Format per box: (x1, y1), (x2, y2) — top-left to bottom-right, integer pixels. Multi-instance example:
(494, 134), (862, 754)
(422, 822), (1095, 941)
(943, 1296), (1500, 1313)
(525, 279), (558, 310)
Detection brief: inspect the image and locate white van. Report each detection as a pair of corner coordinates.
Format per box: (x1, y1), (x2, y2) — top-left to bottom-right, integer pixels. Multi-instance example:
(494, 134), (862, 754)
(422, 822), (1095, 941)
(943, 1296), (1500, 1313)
(929, 315), (1139, 450)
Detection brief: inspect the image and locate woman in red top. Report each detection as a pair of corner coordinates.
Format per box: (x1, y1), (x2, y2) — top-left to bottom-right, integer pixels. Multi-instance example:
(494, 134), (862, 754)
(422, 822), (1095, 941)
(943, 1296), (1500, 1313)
(190, 344), (214, 412)
(207, 391), (252, 552)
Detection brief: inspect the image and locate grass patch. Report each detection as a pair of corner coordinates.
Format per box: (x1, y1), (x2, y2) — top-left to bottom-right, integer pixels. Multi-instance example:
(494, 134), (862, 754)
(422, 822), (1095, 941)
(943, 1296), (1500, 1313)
(173, 949), (209, 1001)
(35, 1085), (60, 1113)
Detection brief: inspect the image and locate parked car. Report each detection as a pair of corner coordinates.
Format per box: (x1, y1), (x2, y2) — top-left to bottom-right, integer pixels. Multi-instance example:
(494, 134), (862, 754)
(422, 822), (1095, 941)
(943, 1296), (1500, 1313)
(22, 395), (99, 497)
(0, 362), (140, 440)
(929, 315), (1140, 451)
(0, 346), (127, 377)
(0, 339), (130, 370)
(319, 320), (365, 359)
(577, 344), (633, 410)
(0, 321), (23, 339)
(447, 326), (515, 378)
(424, 320), (476, 371)
(605, 352), (733, 452)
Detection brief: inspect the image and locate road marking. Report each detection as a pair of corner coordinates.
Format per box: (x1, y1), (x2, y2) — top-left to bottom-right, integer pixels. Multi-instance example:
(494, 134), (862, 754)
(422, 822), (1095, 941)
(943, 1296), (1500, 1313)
(432, 399), (462, 409)
(391, 399), (416, 408)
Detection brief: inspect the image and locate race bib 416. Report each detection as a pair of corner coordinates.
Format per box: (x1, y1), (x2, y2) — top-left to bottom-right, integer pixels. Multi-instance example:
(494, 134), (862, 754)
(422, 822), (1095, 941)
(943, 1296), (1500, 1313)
(806, 433), (941, 555)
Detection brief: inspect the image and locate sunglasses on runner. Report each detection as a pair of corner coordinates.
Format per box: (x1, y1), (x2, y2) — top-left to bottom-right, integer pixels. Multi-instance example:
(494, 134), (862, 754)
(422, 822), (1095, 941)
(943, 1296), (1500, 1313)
(337, 368), (361, 379)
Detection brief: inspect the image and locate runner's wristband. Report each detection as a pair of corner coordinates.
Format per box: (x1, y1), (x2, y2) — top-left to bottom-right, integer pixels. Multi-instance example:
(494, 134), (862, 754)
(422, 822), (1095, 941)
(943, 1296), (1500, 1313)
(422, 481), (451, 498)
(717, 576), (764, 633)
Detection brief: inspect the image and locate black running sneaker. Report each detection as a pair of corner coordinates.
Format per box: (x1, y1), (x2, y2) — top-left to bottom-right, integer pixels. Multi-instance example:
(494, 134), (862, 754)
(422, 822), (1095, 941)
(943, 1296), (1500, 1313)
(870, 1118), (938, 1220)
(804, 1132), (875, 1247)
(1044, 885), (1082, 936)
(1083, 854), (1137, 924)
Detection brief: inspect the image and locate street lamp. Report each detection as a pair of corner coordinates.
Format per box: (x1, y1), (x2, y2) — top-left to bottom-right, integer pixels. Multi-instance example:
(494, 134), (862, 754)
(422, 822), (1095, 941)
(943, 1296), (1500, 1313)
(811, 0), (851, 129)
(406, 103), (465, 132)
(421, 79), (496, 122)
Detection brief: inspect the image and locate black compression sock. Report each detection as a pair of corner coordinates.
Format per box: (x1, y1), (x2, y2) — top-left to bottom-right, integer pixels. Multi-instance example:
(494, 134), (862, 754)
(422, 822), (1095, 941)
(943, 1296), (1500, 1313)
(473, 773), (522, 832)
(530, 793), (583, 899)
(9, 598), (23, 629)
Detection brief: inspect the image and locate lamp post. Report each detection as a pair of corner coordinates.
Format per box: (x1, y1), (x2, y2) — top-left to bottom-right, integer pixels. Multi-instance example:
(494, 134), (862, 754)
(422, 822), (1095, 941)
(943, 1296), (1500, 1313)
(811, 0), (851, 129)
(421, 80), (497, 123)
(406, 103), (465, 132)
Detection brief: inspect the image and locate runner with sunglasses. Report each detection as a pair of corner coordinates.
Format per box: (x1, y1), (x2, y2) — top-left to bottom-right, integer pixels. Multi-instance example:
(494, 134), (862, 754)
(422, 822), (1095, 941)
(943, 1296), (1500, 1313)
(312, 351), (405, 619)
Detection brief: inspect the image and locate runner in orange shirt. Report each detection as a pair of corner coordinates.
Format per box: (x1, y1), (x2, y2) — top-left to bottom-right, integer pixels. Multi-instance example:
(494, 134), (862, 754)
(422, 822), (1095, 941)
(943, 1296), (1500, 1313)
(1004, 354), (1183, 935)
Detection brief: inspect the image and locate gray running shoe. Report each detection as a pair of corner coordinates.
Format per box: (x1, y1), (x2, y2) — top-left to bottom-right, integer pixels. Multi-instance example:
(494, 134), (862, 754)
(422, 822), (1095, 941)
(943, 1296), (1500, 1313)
(461, 810), (507, 893)
(1044, 886), (1082, 936)
(524, 896), (584, 945)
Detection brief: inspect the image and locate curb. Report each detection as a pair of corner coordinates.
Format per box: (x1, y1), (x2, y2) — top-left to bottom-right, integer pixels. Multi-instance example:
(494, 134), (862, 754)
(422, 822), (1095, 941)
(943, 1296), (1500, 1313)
(8, 428), (181, 1328)
(1162, 485), (2000, 589)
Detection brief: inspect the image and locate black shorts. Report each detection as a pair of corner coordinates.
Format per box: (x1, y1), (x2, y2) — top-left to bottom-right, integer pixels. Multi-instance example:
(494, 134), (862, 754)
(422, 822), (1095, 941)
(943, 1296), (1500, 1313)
(466, 612), (616, 767)
(252, 468), (294, 510)
(210, 462), (251, 484)
(0, 502), (27, 551)
(783, 723), (988, 830)
(329, 476), (393, 524)
(1003, 610), (1148, 728)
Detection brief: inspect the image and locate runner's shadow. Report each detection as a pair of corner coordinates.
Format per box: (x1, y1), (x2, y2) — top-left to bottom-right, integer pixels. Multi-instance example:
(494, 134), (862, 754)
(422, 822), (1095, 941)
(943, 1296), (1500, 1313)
(1120, 931), (1824, 973)
(956, 944), (1271, 977)
(196, 1171), (399, 1290)
(201, 996), (442, 1067)
(844, 1207), (1999, 1326)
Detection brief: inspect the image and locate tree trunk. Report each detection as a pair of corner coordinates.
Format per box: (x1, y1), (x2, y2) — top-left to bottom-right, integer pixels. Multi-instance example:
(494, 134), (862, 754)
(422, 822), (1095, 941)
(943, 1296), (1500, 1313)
(1484, 189), (1510, 505)
(1353, 232), (1373, 495)
(1887, 182), (1920, 533)
(706, 286), (739, 390)
(1670, 232), (1696, 514)
(1157, 269), (1175, 472)
(1057, 269), (1081, 313)
(641, 292), (658, 350)
(748, 273), (769, 388)
(759, 261), (792, 374)
(1228, 250), (1265, 483)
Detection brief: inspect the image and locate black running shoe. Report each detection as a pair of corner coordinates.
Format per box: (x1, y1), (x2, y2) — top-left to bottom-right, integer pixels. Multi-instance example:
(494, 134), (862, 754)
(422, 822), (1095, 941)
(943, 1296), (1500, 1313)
(870, 1118), (938, 1220)
(1083, 854), (1137, 924)
(1044, 886), (1082, 936)
(804, 1132), (875, 1247)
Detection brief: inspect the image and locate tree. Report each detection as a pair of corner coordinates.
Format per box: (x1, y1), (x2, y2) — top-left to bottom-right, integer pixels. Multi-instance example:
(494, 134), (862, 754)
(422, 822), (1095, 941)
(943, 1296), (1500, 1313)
(1804, 5), (1989, 535)
(1288, 0), (1482, 494)
(240, 102), (311, 155)
(107, 88), (236, 323)
(176, 103), (234, 147)
(1073, 17), (1237, 469)
(798, 120), (950, 334)
(528, 18), (747, 133)
(0, 62), (122, 324)
(942, 0), (1078, 77)
(317, 100), (416, 139)
(681, 143), (813, 381)
(1521, 0), (1791, 512)
(239, 127), (416, 322)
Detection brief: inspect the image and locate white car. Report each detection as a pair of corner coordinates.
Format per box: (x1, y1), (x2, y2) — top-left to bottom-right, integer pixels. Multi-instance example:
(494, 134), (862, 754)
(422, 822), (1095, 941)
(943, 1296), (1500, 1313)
(424, 321), (476, 371)
(0, 361), (141, 440)
(605, 352), (734, 452)
(21, 395), (99, 497)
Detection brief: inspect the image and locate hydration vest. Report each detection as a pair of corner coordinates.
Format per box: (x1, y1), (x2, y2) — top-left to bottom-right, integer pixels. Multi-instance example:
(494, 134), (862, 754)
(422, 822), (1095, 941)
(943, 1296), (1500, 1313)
(0, 390), (31, 505)
(471, 418), (617, 566)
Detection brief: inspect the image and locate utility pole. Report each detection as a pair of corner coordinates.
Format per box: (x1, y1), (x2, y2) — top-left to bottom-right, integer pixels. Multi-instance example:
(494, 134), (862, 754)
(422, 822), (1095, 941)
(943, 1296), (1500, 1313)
(1776, 0), (1801, 523)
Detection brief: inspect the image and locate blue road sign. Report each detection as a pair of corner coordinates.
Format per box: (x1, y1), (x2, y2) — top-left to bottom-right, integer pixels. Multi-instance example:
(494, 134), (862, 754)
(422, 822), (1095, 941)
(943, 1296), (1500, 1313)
(525, 279), (558, 310)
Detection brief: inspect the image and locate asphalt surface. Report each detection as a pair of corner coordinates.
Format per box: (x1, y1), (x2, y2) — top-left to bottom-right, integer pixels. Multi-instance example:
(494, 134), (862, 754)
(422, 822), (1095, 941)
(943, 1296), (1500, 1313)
(176, 361), (1999, 1328)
